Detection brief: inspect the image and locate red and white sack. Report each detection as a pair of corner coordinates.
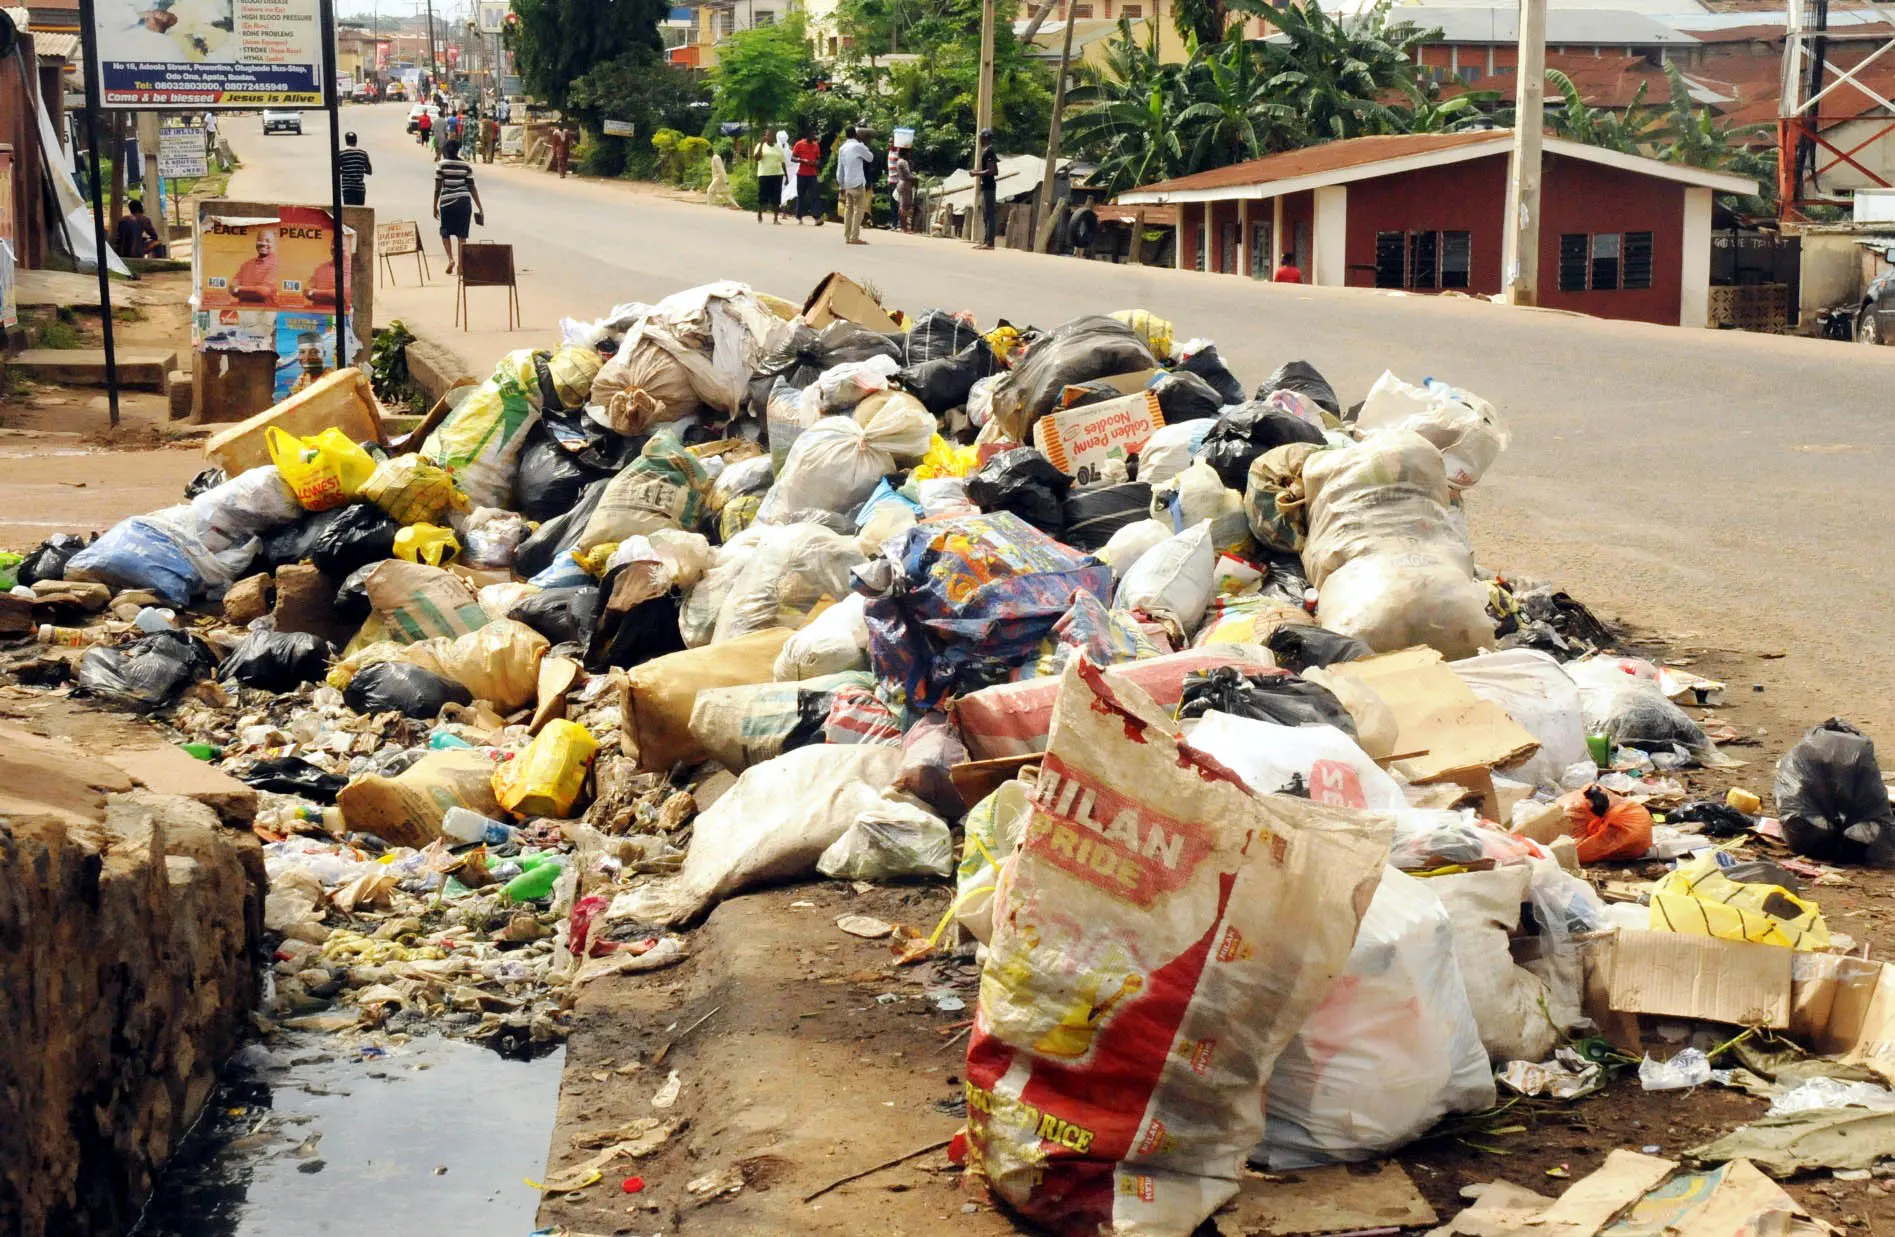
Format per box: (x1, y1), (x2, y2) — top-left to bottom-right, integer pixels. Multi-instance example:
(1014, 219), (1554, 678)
(964, 659), (1393, 1236)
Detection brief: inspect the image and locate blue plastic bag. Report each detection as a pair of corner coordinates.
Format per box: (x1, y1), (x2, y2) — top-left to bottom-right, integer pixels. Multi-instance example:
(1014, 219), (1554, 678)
(66, 515), (208, 605)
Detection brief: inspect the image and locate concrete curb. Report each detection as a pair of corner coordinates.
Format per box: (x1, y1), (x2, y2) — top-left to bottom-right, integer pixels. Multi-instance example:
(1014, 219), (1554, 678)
(402, 332), (479, 407)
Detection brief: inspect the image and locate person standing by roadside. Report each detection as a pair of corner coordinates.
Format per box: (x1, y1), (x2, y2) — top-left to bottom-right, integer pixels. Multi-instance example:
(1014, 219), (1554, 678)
(974, 128), (999, 250)
(416, 106), (432, 149)
(791, 130), (823, 225)
(889, 145), (915, 233)
(836, 126), (874, 245)
(432, 138), (485, 274)
(480, 112), (499, 163)
(753, 133), (786, 225)
(550, 124), (574, 178)
(337, 131), (372, 206)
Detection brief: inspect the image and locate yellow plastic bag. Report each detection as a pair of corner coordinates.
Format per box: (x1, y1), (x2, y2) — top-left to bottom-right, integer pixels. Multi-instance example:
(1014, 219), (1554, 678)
(911, 435), (980, 480)
(576, 541), (619, 577)
(362, 454), (469, 526)
(492, 719), (599, 819)
(394, 523), (461, 567)
(1649, 854), (1831, 949)
(266, 426), (377, 511)
(1110, 308), (1175, 360)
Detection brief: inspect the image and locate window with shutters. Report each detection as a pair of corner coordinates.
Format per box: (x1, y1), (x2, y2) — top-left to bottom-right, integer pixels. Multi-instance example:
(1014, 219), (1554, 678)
(1122, 2), (1141, 13)
(1072, 3), (1093, 15)
(1374, 231), (1406, 288)
(1441, 230), (1471, 289)
(1375, 229), (1471, 290)
(1558, 231), (1653, 291)
(1409, 229), (1439, 289)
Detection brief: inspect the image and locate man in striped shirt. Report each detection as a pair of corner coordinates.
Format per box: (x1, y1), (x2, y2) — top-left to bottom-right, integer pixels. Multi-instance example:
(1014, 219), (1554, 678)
(338, 131), (372, 206)
(432, 139), (485, 273)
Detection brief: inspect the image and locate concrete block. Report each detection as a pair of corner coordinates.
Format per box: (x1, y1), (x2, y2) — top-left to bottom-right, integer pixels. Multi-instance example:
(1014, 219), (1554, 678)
(8, 348), (177, 390)
(166, 369), (194, 420)
(102, 745), (258, 829)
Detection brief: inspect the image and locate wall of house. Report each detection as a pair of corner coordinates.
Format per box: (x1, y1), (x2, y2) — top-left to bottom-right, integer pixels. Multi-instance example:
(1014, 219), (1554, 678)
(1342, 154), (1509, 294)
(1536, 153), (1686, 323)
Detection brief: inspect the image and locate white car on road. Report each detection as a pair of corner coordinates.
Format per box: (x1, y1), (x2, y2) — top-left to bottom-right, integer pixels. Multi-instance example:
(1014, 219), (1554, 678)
(262, 109), (302, 135)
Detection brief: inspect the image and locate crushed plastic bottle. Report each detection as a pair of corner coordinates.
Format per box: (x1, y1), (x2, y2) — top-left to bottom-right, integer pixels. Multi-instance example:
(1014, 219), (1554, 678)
(503, 854), (565, 903)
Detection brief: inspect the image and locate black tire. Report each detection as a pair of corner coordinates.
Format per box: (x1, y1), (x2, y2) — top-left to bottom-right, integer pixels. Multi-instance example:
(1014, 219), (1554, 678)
(1859, 308), (1884, 346)
(1066, 207), (1098, 251)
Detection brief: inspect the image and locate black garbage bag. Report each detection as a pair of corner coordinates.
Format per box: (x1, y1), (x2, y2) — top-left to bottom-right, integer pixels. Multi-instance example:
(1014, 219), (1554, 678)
(515, 477), (610, 580)
(1265, 624), (1371, 674)
(1774, 718), (1895, 865)
(748, 320), (905, 417)
(261, 509), (331, 568)
(1255, 360), (1341, 417)
(515, 421), (626, 524)
(1175, 666), (1356, 734)
(1258, 551), (1310, 605)
(584, 584), (686, 672)
(509, 586), (601, 647)
(310, 504), (400, 577)
(898, 339), (1000, 416)
(1670, 799), (1756, 839)
(905, 309), (982, 365)
(184, 466), (228, 499)
(333, 562), (375, 628)
(1198, 400), (1327, 490)
(993, 316), (1157, 437)
(344, 661), (474, 719)
(1061, 483), (1152, 552)
(237, 755), (347, 803)
(76, 630), (219, 712)
(16, 533), (91, 586)
(1150, 370), (1225, 423)
(219, 630), (331, 692)
(965, 448), (1072, 533)
(1178, 344), (1246, 405)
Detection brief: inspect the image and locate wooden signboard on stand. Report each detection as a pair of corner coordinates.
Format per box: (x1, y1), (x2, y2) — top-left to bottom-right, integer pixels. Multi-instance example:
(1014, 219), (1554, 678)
(376, 219), (429, 285)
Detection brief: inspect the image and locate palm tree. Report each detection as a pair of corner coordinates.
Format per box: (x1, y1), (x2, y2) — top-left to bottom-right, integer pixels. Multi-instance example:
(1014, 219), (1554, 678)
(1541, 67), (1653, 153)
(1062, 19), (1190, 191)
(1175, 37), (1297, 167)
(1398, 82), (1500, 133)
(1257, 0), (1435, 143)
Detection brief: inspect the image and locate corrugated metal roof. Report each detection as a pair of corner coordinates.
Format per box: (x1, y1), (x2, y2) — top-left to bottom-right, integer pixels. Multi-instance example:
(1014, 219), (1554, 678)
(1126, 131), (1507, 197)
(31, 30), (80, 59)
(1390, 5), (1699, 43)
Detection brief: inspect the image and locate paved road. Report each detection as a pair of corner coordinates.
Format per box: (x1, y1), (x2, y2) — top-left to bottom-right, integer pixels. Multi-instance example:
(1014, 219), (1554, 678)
(230, 105), (1895, 735)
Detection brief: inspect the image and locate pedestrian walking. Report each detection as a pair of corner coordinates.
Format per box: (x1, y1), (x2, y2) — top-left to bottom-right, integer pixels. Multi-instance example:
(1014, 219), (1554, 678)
(432, 138), (485, 275)
(338, 131), (372, 206)
(416, 108), (432, 148)
(754, 133), (786, 224)
(836, 126), (874, 245)
(480, 113), (499, 163)
(791, 130), (823, 224)
(890, 145), (915, 233)
(974, 128), (999, 250)
(551, 124), (573, 178)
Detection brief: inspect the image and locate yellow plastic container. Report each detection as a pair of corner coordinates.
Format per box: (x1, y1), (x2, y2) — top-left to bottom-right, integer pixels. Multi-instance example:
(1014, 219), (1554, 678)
(492, 720), (599, 819)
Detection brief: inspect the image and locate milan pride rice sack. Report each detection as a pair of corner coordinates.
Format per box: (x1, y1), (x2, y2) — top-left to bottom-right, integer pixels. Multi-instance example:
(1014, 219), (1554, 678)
(963, 659), (1393, 1236)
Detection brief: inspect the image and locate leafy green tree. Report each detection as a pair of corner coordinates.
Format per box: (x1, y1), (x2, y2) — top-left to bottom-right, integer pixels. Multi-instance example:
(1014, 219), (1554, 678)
(508, 0), (666, 111)
(1175, 37), (1294, 169)
(713, 14), (818, 133)
(1396, 82), (1498, 133)
(1257, 0), (1433, 142)
(1061, 20), (1190, 192)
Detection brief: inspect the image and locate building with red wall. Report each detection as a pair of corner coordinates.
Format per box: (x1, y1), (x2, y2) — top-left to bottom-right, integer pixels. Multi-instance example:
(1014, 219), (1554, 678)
(1117, 131), (1757, 327)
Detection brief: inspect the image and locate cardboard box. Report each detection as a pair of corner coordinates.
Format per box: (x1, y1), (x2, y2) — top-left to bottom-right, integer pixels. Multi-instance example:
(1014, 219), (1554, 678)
(801, 272), (899, 333)
(1326, 647), (1540, 784)
(1055, 368), (1162, 408)
(1031, 390), (1165, 485)
(204, 366), (385, 474)
(1586, 929), (1793, 1033)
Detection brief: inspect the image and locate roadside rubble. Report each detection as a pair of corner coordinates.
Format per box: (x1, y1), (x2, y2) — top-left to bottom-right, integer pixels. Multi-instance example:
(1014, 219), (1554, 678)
(8, 273), (1895, 1236)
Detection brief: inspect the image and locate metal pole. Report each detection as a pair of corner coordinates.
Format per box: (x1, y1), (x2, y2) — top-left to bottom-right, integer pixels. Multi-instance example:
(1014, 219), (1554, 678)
(321, 0), (348, 370)
(75, 0), (120, 426)
(1501, 0), (1545, 306)
(426, 0), (439, 79)
(1031, 8), (1076, 251)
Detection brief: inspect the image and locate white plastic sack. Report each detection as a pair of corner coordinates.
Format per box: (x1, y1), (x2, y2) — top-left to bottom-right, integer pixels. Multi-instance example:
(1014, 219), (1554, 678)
(1185, 711), (1409, 810)
(1113, 520), (1215, 634)
(915, 477), (978, 519)
(756, 402), (935, 523)
(1451, 650), (1588, 790)
(1430, 865), (1561, 1063)
(816, 792), (953, 881)
(798, 354), (901, 417)
(954, 778), (1033, 945)
(1136, 420), (1212, 486)
(610, 743), (903, 925)
(1257, 867), (1495, 1168)
(1098, 518), (1174, 577)
(190, 465), (301, 553)
(774, 593), (871, 680)
(679, 523), (864, 648)
(1356, 371), (1508, 491)
(1302, 431), (1491, 659)
(459, 507), (530, 569)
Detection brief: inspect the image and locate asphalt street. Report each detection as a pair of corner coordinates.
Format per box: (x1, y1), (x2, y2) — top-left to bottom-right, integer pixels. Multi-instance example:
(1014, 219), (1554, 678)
(229, 104), (1895, 736)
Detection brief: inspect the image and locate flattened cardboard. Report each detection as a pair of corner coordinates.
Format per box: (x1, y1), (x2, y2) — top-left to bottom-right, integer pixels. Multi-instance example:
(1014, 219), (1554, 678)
(1534, 1150), (1676, 1237)
(801, 272), (899, 333)
(1836, 959), (1895, 1082)
(1031, 389), (1165, 482)
(1327, 648), (1539, 783)
(1428, 1181), (1556, 1237)
(1218, 1163), (1436, 1236)
(1594, 929), (1792, 1029)
(1056, 367), (1163, 407)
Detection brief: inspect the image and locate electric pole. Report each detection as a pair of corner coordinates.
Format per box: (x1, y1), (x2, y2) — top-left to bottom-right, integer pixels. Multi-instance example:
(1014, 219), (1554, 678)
(426, 0), (439, 79)
(1501, 0), (1545, 305)
(1031, 7), (1076, 251)
(974, 0), (994, 243)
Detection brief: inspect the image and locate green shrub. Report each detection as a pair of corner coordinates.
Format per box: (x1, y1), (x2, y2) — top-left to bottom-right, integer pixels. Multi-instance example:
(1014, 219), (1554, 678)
(729, 159), (759, 212)
(620, 147), (660, 181)
(577, 133), (626, 177)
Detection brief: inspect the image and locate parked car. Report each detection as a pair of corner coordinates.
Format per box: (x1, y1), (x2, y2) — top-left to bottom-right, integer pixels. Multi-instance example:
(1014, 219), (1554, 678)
(351, 81), (377, 102)
(262, 109), (301, 135)
(386, 80), (408, 102)
(1858, 261), (1895, 345)
(406, 103), (428, 133)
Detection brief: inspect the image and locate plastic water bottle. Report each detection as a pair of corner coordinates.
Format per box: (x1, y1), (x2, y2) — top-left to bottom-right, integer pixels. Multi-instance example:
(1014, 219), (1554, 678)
(428, 732), (475, 750)
(440, 806), (518, 846)
(503, 854), (564, 902)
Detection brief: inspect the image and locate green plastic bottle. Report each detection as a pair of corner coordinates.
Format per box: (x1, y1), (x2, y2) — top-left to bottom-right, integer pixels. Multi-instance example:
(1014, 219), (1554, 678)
(503, 856), (564, 902)
(180, 742), (222, 761)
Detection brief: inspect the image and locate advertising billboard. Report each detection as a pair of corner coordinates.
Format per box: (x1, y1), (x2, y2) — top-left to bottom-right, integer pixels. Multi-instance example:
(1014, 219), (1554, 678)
(90, 0), (325, 108)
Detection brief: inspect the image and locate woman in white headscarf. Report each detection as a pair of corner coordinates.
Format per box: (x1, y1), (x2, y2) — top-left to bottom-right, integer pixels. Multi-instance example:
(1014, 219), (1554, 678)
(775, 130), (798, 210)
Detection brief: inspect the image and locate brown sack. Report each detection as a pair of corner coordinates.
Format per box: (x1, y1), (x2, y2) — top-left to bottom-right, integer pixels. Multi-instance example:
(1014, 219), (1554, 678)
(336, 748), (505, 848)
(623, 627), (793, 773)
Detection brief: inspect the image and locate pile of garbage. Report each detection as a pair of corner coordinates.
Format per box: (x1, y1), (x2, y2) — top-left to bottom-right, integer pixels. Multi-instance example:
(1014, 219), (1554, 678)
(7, 274), (1895, 1234)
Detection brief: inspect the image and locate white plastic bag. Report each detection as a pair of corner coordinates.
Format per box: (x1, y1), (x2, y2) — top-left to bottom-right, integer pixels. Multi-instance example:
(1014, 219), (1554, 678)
(1451, 650), (1588, 790)
(954, 778), (1033, 944)
(1430, 865), (1561, 1063)
(758, 402), (936, 522)
(1257, 867), (1496, 1168)
(816, 792), (953, 881)
(458, 507), (531, 569)
(1302, 431), (1492, 658)
(1098, 518), (1174, 577)
(610, 744), (903, 925)
(1136, 420), (1212, 486)
(190, 465), (302, 552)
(1113, 520), (1215, 634)
(774, 593), (871, 680)
(680, 523), (865, 648)
(798, 355), (901, 417)
(1185, 711), (1409, 810)
(1356, 371), (1508, 491)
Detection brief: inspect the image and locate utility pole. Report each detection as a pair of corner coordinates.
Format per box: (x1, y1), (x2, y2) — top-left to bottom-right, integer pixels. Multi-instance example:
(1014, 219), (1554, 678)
(136, 110), (168, 251)
(974, 0), (994, 242)
(426, 0), (439, 79)
(1031, 7), (1076, 251)
(1501, 0), (1545, 305)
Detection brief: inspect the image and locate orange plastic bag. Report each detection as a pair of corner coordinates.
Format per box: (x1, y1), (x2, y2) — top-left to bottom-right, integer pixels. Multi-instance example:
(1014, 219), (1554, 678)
(1560, 783), (1654, 863)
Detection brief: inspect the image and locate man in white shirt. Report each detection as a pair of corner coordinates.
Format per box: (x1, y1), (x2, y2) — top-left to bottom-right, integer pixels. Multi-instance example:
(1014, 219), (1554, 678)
(835, 126), (874, 245)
